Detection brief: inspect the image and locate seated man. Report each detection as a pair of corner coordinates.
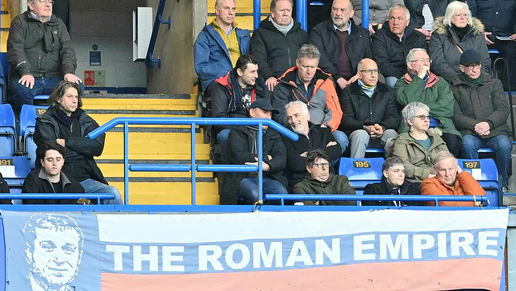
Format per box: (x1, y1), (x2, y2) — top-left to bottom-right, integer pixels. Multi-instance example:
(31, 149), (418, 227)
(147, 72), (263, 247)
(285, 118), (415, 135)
(363, 156), (421, 206)
(274, 44), (348, 152)
(7, 0), (83, 113)
(371, 4), (426, 88)
(340, 58), (399, 158)
(211, 54), (270, 162)
(225, 99), (288, 205)
(421, 151), (485, 207)
(450, 50), (512, 191)
(293, 149), (356, 205)
(282, 101), (342, 190)
(395, 48), (462, 156)
(309, 0), (372, 90)
(22, 142), (85, 204)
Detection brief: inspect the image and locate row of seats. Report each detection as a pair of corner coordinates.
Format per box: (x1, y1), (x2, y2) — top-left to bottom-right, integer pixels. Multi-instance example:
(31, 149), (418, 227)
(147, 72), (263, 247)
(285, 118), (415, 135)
(338, 157), (501, 207)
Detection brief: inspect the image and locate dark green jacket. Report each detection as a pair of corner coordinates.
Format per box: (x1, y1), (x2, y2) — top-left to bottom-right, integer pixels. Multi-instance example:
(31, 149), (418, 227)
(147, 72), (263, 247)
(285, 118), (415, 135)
(7, 11), (77, 79)
(293, 173), (356, 205)
(450, 73), (510, 139)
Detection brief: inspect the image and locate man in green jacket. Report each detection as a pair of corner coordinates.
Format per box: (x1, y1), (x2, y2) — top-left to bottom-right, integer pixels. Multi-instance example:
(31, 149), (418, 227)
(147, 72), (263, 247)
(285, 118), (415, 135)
(293, 149), (355, 205)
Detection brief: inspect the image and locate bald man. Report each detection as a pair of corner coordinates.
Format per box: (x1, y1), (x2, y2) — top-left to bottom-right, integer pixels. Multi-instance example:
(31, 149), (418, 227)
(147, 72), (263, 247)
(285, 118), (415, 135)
(339, 58), (400, 157)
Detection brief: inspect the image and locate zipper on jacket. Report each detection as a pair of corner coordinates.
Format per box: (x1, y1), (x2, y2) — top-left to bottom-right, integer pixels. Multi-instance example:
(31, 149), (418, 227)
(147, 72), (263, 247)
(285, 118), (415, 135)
(37, 55), (42, 71)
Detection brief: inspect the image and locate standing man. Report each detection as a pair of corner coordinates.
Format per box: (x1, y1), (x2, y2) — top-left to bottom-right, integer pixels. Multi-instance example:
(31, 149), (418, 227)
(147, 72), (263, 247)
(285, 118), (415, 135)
(340, 58), (399, 158)
(371, 4), (426, 87)
(7, 0), (82, 114)
(310, 0), (371, 90)
(250, 0), (308, 92)
(194, 0), (251, 97)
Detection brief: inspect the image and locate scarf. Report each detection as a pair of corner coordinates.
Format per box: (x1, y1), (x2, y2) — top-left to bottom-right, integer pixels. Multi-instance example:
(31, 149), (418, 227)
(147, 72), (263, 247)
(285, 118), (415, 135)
(55, 107), (75, 128)
(270, 16), (293, 36)
(451, 23), (470, 40)
(358, 79), (376, 97)
(459, 71), (483, 87)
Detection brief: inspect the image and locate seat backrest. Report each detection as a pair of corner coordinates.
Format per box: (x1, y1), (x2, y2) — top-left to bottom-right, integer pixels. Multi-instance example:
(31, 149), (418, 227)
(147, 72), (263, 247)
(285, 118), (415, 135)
(338, 157), (384, 190)
(0, 104), (16, 156)
(0, 104), (15, 129)
(0, 156), (31, 189)
(20, 104), (48, 137)
(457, 158), (500, 207)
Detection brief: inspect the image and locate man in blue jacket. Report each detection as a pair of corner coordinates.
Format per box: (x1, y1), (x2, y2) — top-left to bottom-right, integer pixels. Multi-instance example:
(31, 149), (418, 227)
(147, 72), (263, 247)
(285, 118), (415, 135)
(194, 0), (251, 99)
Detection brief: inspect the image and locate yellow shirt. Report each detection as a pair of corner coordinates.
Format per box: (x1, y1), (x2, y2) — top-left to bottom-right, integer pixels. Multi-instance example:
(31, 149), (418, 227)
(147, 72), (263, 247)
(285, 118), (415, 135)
(211, 19), (240, 67)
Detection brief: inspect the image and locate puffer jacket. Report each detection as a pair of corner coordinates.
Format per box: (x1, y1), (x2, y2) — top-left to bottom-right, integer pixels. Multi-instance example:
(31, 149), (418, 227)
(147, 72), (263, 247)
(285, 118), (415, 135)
(429, 16), (491, 82)
(421, 171), (486, 207)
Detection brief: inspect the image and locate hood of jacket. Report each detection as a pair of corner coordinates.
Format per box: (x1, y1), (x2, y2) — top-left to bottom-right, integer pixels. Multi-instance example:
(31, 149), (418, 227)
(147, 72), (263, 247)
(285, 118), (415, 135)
(433, 16), (485, 36)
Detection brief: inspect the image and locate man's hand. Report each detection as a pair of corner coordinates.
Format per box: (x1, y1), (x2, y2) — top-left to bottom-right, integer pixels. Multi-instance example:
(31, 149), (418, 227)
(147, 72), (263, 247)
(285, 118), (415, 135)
(348, 74), (359, 85)
(368, 23), (376, 35)
(474, 121), (490, 136)
(484, 32), (495, 45)
(245, 161), (271, 171)
(372, 124), (384, 138)
(457, 164), (463, 174)
(336, 77), (348, 89)
(265, 77), (278, 92)
(417, 65), (430, 79)
(64, 73), (82, 84)
(326, 141), (337, 147)
(511, 33), (516, 41)
(56, 139), (66, 147)
(19, 74), (35, 89)
(415, 28), (432, 40)
(300, 151), (308, 157)
(428, 173), (436, 178)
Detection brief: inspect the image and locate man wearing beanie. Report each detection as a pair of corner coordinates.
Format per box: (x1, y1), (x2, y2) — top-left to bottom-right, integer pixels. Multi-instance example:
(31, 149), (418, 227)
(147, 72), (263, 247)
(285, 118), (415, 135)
(449, 49), (512, 190)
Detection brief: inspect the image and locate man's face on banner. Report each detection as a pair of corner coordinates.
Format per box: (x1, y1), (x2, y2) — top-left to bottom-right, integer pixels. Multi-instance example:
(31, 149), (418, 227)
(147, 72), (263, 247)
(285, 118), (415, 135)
(31, 227), (82, 287)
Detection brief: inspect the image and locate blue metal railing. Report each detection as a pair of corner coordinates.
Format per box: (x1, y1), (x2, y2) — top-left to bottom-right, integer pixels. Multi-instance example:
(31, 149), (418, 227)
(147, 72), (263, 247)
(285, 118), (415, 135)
(87, 117), (298, 205)
(0, 193), (115, 205)
(146, 0), (170, 68)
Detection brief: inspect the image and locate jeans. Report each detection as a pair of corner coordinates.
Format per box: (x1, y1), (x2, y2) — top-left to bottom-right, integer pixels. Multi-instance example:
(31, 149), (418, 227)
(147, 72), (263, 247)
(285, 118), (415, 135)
(349, 129), (398, 158)
(80, 179), (123, 205)
(217, 129), (231, 163)
(461, 134), (512, 187)
(384, 76), (399, 88)
(332, 130), (349, 154)
(9, 76), (85, 113)
(239, 177), (288, 204)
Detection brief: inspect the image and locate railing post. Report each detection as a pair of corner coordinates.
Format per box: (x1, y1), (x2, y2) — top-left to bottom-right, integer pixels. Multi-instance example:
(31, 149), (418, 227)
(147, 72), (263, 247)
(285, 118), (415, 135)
(362, 0), (369, 29)
(296, 0), (307, 31)
(191, 123), (197, 205)
(124, 122), (129, 205)
(258, 123), (263, 202)
(253, 0), (261, 30)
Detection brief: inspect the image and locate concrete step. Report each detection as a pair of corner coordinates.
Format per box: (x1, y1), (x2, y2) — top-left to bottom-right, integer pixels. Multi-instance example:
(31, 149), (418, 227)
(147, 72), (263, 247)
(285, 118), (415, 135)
(89, 109), (198, 125)
(82, 96), (197, 110)
(100, 142), (211, 160)
(98, 160), (214, 178)
(104, 130), (204, 148)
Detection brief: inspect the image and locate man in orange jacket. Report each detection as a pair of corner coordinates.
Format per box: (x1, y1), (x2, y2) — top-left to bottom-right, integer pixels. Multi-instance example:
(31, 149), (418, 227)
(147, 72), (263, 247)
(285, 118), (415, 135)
(421, 151), (485, 207)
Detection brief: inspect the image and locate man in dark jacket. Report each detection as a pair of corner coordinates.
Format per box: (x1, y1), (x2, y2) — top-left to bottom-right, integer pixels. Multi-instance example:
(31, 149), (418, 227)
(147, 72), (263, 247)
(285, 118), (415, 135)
(450, 50), (512, 189)
(224, 99), (288, 205)
(7, 0), (82, 114)
(309, 0), (372, 90)
(341, 59), (399, 158)
(22, 142), (85, 204)
(293, 149), (356, 205)
(250, 0), (308, 92)
(363, 157), (421, 206)
(405, 0), (454, 40)
(34, 81), (122, 204)
(371, 5), (426, 87)
(282, 101), (342, 190)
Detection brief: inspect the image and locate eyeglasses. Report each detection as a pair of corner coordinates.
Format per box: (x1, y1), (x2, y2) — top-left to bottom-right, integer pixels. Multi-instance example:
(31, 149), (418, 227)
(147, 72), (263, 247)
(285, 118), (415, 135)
(414, 115), (431, 120)
(453, 13), (470, 18)
(464, 62), (481, 69)
(35, 0), (54, 4)
(314, 162), (330, 169)
(410, 58), (432, 64)
(359, 69), (379, 75)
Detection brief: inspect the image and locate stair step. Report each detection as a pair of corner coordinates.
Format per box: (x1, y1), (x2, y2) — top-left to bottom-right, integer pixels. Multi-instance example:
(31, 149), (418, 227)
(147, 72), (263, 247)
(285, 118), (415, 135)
(100, 143), (211, 160)
(83, 94), (191, 99)
(1, 30), (7, 52)
(82, 98), (197, 110)
(207, 0), (268, 13)
(1, 12), (10, 28)
(98, 162), (214, 178)
(105, 131), (204, 146)
(89, 111), (198, 125)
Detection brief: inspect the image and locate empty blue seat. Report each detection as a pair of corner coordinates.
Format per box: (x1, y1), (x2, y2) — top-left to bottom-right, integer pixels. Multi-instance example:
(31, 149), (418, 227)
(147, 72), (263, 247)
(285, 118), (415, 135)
(457, 158), (500, 207)
(0, 156), (31, 188)
(338, 157), (384, 194)
(20, 105), (49, 168)
(0, 104), (16, 156)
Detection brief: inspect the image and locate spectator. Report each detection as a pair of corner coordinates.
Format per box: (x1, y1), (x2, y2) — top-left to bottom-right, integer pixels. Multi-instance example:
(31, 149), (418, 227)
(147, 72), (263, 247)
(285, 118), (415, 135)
(293, 149), (356, 205)
(273, 44), (348, 152)
(393, 102), (449, 182)
(33, 81), (122, 205)
(211, 55), (270, 163)
(340, 58), (399, 157)
(224, 99), (288, 205)
(363, 157), (421, 206)
(22, 142), (85, 204)
(395, 48), (462, 156)
(450, 50), (511, 190)
(7, 0), (82, 114)
(0, 172), (11, 204)
(421, 151), (486, 206)
(250, 0), (308, 92)
(351, 0), (404, 34)
(282, 101), (342, 190)
(405, 0), (455, 40)
(309, 0), (372, 90)
(371, 4), (426, 87)
(429, 1), (491, 82)
(468, 0), (516, 90)
(194, 0), (251, 97)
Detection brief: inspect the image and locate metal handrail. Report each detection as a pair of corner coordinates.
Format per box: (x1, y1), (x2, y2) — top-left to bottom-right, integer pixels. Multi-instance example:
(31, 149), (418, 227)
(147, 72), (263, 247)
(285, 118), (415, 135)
(0, 193), (115, 205)
(87, 117), (298, 205)
(145, 0), (170, 68)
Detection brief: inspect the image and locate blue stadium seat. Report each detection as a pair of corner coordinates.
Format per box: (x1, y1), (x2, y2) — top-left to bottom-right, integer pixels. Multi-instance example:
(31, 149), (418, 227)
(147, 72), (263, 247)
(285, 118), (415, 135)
(0, 156), (31, 188)
(457, 158), (500, 207)
(0, 104), (16, 156)
(0, 53), (8, 103)
(20, 105), (49, 168)
(34, 95), (50, 101)
(338, 157), (384, 196)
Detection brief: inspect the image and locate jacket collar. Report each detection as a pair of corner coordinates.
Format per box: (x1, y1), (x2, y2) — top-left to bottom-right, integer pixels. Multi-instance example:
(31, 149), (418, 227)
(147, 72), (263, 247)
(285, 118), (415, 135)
(38, 168), (72, 186)
(348, 80), (389, 95)
(278, 67), (331, 86)
(450, 72), (494, 86)
(380, 20), (420, 40)
(433, 16), (485, 36)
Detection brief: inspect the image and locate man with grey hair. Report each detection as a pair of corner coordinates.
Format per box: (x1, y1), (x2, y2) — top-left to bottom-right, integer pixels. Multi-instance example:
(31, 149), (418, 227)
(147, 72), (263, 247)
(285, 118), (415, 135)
(309, 0), (372, 90)
(250, 0), (308, 92)
(274, 44), (348, 153)
(371, 4), (426, 87)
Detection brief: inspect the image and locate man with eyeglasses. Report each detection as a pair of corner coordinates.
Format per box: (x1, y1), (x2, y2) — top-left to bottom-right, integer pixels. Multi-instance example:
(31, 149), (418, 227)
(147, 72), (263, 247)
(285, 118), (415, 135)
(450, 50), (512, 191)
(395, 48), (462, 157)
(293, 149), (356, 205)
(7, 0), (82, 114)
(340, 58), (399, 158)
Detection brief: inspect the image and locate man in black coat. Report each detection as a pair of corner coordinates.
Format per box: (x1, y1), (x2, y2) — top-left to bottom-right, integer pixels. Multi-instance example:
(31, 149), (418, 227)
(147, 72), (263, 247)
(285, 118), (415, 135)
(309, 0), (371, 90)
(22, 142), (85, 204)
(363, 157), (421, 206)
(371, 4), (426, 87)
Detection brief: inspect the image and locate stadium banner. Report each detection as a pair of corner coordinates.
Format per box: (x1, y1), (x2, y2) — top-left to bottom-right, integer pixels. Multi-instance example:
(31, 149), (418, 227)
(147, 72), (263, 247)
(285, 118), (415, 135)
(1, 209), (509, 291)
